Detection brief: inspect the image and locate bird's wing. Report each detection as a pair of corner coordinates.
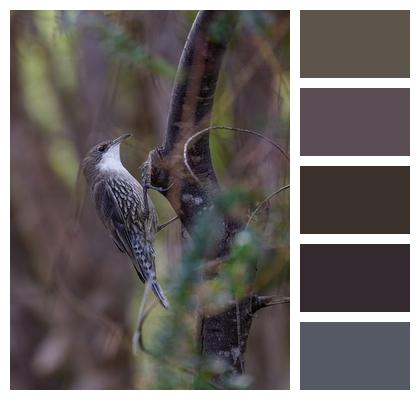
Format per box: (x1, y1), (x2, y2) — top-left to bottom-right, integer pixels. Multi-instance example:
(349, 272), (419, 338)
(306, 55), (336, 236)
(93, 180), (147, 283)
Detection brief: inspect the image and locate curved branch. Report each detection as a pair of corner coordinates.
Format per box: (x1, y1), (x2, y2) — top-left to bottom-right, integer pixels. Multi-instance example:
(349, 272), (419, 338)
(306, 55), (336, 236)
(183, 125), (290, 183)
(246, 184), (290, 227)
(163, 11), (239, 155)
(145, 11), (239, 235)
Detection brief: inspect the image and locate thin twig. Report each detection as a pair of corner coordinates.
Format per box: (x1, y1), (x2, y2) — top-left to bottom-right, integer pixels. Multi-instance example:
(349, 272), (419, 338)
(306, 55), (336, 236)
(246, 184), (290, 228)
(203, 255), (231, 278)
(132, 282), (151, 355)
(133, 298), (194, 372)
(134, 300), (158, 357)
(256, 295), (290, 310)
(195, 184), (289, 277)
(157, 215), (180, 232)
(134, 299), (224, 389)
(183, 125), (289, 183)
(234, 300), (244, 371)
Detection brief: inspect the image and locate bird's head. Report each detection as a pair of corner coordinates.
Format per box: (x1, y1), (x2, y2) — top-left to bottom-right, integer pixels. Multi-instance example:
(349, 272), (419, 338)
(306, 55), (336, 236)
(82, 133), (132, 184)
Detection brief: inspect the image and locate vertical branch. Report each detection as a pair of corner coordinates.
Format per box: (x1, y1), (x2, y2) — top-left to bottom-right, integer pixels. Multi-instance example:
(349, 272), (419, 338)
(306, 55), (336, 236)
(147, 11), (238, 237)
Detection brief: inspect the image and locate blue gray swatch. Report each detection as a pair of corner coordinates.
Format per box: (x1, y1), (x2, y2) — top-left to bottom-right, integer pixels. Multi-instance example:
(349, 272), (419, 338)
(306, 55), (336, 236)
(301, 322), (410, 389)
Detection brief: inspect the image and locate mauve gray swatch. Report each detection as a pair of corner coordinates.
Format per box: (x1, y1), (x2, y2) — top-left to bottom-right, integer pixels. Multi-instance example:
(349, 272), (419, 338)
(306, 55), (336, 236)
(301, 322), (410, 390)
(301, 88), (410, 156)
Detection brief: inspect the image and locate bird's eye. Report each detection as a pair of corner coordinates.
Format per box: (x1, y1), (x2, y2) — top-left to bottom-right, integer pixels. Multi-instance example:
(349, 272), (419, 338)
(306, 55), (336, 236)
(98, 145), (106, 152)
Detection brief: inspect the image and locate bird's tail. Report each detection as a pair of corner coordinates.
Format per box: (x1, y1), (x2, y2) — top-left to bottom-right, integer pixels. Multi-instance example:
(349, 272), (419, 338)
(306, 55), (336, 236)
(151, 280), (170, 309)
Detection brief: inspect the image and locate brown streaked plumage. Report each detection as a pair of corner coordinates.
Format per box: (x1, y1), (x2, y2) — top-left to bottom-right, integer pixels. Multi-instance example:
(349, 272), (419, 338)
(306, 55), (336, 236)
(82, 134), (169, 308)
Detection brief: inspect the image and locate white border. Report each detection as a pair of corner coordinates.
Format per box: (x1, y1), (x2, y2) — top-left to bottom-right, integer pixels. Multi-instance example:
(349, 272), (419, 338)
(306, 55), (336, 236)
(289, 7), (300, 391)
(3, 1), (420, 398)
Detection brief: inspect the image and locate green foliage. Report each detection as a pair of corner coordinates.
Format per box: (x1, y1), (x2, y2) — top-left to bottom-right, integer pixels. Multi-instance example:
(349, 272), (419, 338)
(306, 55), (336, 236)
(240, 11), (275, 34)
(207, 13), (238, 44)
(220, 230), (261, 298)
(19, 11), (80, 189)
(19, 31), (64, 134)
(139, 187), (273, 388)
(78, 13), (176, 77)
(210, 85), (235, 181)
(47, 138), (80, 189)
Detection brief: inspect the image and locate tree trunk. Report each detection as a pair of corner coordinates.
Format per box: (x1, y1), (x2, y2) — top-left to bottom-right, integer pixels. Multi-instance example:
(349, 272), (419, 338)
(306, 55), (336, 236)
(143, 11), (276, 382)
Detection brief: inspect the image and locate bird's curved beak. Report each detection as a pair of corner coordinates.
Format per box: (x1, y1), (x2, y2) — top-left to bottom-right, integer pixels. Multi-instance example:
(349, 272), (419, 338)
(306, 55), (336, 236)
(111, 133), (132, 146)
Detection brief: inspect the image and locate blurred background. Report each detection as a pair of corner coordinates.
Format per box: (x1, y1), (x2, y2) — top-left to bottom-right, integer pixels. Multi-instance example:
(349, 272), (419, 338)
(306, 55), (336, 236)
(10, 10), (290, 389)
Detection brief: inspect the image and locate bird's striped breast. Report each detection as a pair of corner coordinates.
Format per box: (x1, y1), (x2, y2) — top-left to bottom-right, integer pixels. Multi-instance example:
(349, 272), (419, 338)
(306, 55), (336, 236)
(108, 175), (158, 235)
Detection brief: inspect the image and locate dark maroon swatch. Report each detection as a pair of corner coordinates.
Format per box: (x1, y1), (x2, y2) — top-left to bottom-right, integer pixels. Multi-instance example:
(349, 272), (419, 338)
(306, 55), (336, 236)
(301, 88), (410, 156)
(300, 244), (410, 312)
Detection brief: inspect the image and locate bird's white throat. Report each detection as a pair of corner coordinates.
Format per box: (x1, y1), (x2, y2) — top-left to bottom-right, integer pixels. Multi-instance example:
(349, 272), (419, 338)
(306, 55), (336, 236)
(98, 144), (126, 173)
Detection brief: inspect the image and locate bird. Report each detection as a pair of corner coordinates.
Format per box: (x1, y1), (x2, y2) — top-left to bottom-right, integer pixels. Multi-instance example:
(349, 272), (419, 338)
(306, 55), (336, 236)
(82, 133), (169, 308)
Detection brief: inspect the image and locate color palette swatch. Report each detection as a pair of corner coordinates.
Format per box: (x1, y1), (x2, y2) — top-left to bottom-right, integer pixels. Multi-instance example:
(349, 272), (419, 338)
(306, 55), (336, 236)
(301, 88), (410, 156)
(300, 323), (410, 389)
(299, 9), (410, 390)
(300, 166), (410, 234)
(300, 10), (410, 77)
(300, 244), (410, 312)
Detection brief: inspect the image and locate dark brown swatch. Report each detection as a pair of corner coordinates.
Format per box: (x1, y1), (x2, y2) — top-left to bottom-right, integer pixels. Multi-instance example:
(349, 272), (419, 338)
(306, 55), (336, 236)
(301, 88), (410, 156)
(301, 11), (410, 78)
(300, 244), (410, 312)
(300, 166), (410, 234)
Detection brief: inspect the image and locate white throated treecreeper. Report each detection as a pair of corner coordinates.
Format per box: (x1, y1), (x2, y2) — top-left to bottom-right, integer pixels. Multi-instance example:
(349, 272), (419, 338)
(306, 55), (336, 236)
(82, 133), (169, 308)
